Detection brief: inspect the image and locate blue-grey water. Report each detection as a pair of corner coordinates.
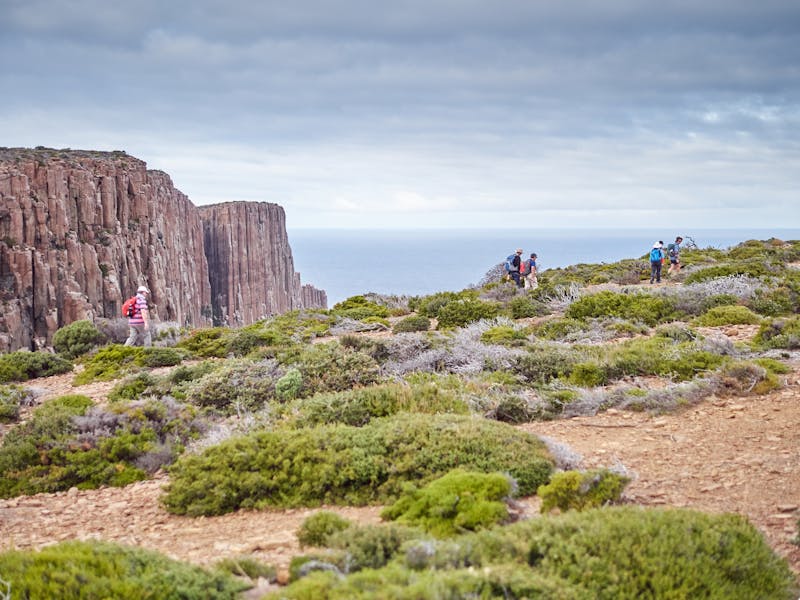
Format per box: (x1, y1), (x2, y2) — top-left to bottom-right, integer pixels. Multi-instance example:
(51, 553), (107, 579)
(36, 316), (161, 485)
(288, 228), (800, 306)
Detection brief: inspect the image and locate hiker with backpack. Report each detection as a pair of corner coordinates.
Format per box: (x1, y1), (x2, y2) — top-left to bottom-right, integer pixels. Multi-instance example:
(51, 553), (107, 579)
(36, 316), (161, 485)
(524, 253), (538, 289)
(124, 285), (152, 347)
(504, 249), (524, 288)
(667, 236), (683, 276)
(649, 242), (664, 284)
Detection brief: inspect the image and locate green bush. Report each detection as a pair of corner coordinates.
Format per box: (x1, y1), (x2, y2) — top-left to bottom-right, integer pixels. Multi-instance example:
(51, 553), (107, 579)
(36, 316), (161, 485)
(185, 359), (282, 414)
(568, 362), (608, 387)
(282, 382), (470, 428)
(436, 299), (500, 328)
(480, 325), (528, 346)
(0, 395), (201, 498)
(162, 414), (553, 516)
(565, 291), (677, 326)
(513, 345), (583, 383)
(72, 345), (184, 385)
(276, 367), (303, 401)
(0, 384), (35, 423)
(0, 540), (245, 599)
(684, 260), (770, 284)
(713, 361), (781, 396)
(177, 327), (230, 357)
(271, 508), (797, 599)
(411, 291), (476, 318)
(297, 511), (353, 547)
(288, 342), (381, 397)
(605, 337), (724, 382)
(531, 317), (586, 341)
(0, 351), (73, 383)
(52, 319), (105, 359)
(508, 295), (548, 319)
(214, 556), (277, 582)
(392, 314), (431, 333)
(749, 287), (796, 316)
(332, 295), (389, 320)
(107, 372), (157, 403)
(753, 316), (800, 349)
(538, 469), (630, 513)
(381, 470), (512, 537)
(692, 305), (761, 327)
(324, 523), (420, 572)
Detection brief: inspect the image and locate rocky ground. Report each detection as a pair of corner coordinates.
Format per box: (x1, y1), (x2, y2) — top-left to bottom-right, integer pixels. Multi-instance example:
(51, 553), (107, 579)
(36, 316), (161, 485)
(1, 325), (799, 590)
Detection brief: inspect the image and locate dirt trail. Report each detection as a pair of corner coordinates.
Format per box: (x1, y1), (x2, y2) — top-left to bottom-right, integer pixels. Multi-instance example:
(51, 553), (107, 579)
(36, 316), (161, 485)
(1, 347), (799, 579)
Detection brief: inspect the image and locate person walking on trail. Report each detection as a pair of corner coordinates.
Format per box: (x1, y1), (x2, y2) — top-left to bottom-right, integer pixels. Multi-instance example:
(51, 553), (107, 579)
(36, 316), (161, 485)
(524, 253), (539, 289)
(125, 285), (152, 347)
(507, 248), (524, 288)
(667, 236), (683, 276)
(649, 242), (664, 284)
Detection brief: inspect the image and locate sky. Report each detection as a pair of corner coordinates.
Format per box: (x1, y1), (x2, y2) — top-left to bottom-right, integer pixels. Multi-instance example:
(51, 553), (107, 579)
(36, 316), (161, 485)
(2, 0), (799, 230)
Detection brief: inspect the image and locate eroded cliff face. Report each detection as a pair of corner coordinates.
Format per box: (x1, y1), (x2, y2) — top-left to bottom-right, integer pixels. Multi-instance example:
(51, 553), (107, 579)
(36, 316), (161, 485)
(0, 148), (326, 351)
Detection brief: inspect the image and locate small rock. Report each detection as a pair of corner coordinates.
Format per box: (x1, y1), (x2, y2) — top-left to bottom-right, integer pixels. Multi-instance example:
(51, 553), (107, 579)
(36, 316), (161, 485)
(778, 504), (799, 513)
(67, 487), (79, 497)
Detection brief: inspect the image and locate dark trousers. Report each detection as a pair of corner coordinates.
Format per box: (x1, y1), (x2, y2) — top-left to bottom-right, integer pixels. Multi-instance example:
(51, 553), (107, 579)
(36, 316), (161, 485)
(650, 260), (662, 283)
(510, 271), (523, 287)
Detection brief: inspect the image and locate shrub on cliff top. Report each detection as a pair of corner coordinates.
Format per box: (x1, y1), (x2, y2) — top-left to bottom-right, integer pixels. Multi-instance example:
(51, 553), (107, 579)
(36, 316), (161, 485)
(565, 290), (677, 326)
(72, 345), (185, 385)
(0, 540), (246, 599)
(161, 413), (553, 516)
(0, 351), (73, 383)
(53, 319), (105, 359)
(538, 469), (630, 513)
(692, 305), (761, 327)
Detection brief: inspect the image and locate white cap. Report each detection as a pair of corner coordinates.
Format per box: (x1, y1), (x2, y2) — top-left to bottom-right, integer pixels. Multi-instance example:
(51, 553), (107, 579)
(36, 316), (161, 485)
(137, 285), (150, 294)
(653, 242), (662, 248)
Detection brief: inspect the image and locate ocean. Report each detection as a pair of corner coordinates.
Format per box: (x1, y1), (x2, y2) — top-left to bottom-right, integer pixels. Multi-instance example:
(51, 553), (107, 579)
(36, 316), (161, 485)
(288, 228), (800, 306)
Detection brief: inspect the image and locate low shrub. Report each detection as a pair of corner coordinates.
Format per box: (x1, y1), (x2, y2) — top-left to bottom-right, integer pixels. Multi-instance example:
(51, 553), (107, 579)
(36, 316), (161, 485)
(324, 523), (421, 572)
(73, 345), (184, 385)
(0, 384), (35, 423)
(712, 361), (781, 396)
(531, 317), (586, 341)
(214, 556), (277, 582)
(332, 295), (389, 320)
(162, 413), (553, 516)
(480, 325), (528, 347)
(436, 299), (500, 329)
(565, 290), (677, 327)
(0, 351), (73, 383)
(749, 286), (797, 316)
(513, 345), (583, 383)
(538, 469), (630, 513)
(381, 470), (513, 537)
(185, 359), (283, 414)
(107, 372), (157, 403)
(0, 540), (245, 599)
(684, 260), (771, 284)
(605, 337), (724, 382)
(297, 511), (353, 547)
(392, 314), (431, 333)
(287, 342), (381, 397)
(52, 319), (105, 359)
(753, 316), (800, 349)
(271, 507), (797, 599)
(568, 362), (608, 387)
(692, 305), (761, 327)
(411, 291), (476, 318)
(485, 393), (540, 424)
(177, 327), (230, 357)
(507, 295), (548, 319)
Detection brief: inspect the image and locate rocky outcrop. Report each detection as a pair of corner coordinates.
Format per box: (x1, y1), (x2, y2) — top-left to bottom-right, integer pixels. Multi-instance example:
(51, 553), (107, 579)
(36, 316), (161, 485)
(0, 148), (326, 351)
(199, 202), (326, 326)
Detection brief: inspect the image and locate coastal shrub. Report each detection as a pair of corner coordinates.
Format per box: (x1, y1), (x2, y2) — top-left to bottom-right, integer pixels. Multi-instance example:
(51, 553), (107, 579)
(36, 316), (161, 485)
(324, 523), (421, 572)
(381, 470), (513, 537)
(72, 345), (185, 385)
(297, 511), (353, 547)
(392, 314), (431, 333)
(0, 395), (203, 498)
(531, 317), (585, 341)
(52, 319), (105, 359)
(177, 327), (230, 357)
(282, 382), (469, 428)
(0, 350), (73, 383)
(507, 295), (548, 318)
(288, 342), (380, 397)
(275, 367), (303, 401)
(604, 337), (724, 382)
(513, 345), (582, 383)
(138, 346), (185, 368)
(436, 298), (500, 328)
(185, 359), (283, 414)
(411, 291), (475, 318)
(712, 361), (781, 396)
(0, 384), (35, 423)
(568, 362), (608, 387)
(332, 295), (389, 320)
(0, 540), (245, 599)
(107, 372), (157, 403)
(753, 316), (800, 349)
(565, 290), (676, 326)
(653, 322), (697, 342)
(161, 413), (553, 516)
(684, 260), (771, 284)
(538, 469), (630, 513)
(272, 507), (797, 600)
(749, 286), (797, 316)
(692, 305), (761, 327)
(485, 393), (540, 424)
(215, 556), (277, 583)
(480, 325), (528, 346)
(338, 334), (391, 362)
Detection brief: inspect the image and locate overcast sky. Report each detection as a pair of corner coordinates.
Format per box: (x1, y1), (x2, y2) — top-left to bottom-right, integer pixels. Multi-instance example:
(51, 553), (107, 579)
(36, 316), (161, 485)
(2, 0), (798, 229)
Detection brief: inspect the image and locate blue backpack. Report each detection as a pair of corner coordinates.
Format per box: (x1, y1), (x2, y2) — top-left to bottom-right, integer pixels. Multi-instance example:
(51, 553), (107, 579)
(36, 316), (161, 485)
(504, 254), (516, 273)
(649, 248), (662, 262)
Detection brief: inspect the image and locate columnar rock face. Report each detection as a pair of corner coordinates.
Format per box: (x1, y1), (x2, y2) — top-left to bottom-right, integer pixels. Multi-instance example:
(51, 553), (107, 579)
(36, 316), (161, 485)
(0, 148), (326, 352)
(199, 201), (327, 326)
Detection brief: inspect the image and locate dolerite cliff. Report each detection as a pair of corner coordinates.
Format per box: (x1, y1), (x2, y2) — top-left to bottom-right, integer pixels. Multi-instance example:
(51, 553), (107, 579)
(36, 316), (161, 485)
(0, 148), (326, 352)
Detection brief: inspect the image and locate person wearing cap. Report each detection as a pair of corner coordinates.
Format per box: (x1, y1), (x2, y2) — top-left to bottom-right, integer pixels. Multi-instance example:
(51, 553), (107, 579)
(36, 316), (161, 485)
(649, 242), (664, 284)
(125, 285), (152, 347)
(509, 248), (524, 288)
(667, 236), (683, 276)
(524, 253), (538, 289)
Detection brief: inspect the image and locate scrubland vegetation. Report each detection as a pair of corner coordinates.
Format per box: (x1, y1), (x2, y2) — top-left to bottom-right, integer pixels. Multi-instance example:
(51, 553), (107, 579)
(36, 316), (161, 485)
(1, 238), (798, 597)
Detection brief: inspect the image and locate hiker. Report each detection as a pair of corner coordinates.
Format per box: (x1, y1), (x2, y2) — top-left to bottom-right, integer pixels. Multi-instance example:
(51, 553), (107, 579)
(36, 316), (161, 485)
(667, 236), (683, 276)
(524, 253), (538, 289)
(649, 242), (663, 284)
(505, 248), (524, 287)
(124, 285), (152, 347)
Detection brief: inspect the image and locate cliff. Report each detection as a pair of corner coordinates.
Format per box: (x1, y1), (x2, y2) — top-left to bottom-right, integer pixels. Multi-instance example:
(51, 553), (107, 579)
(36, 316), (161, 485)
(0, 148), (326, 351)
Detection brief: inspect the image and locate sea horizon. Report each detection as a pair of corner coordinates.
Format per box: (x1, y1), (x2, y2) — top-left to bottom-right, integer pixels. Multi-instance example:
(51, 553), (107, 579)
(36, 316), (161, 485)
(288, 227), (800, 305)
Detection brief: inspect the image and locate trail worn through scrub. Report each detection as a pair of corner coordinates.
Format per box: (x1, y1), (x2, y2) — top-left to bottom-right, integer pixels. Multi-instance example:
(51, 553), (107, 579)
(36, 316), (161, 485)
(1, 344), (799, 581)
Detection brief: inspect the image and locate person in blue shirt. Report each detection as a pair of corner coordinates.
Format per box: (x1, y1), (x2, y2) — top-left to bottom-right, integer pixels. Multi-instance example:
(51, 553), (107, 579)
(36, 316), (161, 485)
(649, 242), (664, 284)
(524, 253), (538, 289)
